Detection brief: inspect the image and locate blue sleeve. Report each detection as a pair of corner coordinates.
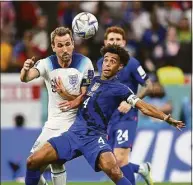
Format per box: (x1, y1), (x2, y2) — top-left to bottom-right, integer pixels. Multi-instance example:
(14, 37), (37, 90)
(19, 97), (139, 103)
(115, 84), (133, 100)
(130, 57), (149, 85)
(96, 57), (103, 75)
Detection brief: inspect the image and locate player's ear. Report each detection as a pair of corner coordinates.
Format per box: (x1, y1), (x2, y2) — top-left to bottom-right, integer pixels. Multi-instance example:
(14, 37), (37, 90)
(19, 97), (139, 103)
(122, 40), (126, 47)
(51, 43), (56, 52)
(118, 64), (123, 71)
(104, 40), (107, 46)
(72, 40), (75, 48)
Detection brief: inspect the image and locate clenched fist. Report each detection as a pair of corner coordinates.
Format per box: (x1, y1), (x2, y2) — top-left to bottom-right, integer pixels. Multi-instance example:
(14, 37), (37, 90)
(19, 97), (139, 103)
(23, 56), (36, 71)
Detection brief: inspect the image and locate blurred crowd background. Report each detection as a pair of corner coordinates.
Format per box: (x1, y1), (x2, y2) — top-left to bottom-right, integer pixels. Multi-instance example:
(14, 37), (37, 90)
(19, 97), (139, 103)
(1, 1), (192, 75)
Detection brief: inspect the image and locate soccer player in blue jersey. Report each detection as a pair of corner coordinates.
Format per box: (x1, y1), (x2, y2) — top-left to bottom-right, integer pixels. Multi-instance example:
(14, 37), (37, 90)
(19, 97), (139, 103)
(24, 44), (184, 185)
(97, 26), (153, 185)
(20, 27), (94, 185)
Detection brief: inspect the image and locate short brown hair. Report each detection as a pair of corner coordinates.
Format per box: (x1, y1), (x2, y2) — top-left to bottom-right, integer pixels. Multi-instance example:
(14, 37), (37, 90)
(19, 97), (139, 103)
(51, 27), (73, 45)
(104, 26), (126, 40)
(100, 44), (129, 67)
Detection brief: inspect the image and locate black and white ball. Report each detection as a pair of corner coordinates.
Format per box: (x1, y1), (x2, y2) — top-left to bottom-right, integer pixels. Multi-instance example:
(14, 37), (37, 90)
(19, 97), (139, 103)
(72, 12), (98, 39)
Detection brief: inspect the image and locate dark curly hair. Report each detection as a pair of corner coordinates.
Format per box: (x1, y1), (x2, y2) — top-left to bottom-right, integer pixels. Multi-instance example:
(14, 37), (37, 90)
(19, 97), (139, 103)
(100, 44), (130, 67)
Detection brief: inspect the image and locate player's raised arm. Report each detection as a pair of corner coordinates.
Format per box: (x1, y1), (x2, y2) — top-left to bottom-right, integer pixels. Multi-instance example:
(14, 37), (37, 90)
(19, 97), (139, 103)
(126, 94), (185, 130)
(20, 57), (40, 82)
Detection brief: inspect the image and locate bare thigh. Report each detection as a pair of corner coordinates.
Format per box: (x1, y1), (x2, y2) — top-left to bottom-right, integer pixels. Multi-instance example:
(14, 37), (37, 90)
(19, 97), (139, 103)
(27, 142), (59, 170)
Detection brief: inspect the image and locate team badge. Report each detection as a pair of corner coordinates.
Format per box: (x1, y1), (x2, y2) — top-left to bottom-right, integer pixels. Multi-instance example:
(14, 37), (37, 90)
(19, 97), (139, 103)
(88, 70), (94, 79)
(69, 74), (79, 87)
(91, 82), (100, 92)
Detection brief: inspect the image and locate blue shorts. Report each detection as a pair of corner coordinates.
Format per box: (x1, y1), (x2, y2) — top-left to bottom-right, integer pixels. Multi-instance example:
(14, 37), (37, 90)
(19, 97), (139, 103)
(48, 131), (112, 172)
(107, 120), (137, 150)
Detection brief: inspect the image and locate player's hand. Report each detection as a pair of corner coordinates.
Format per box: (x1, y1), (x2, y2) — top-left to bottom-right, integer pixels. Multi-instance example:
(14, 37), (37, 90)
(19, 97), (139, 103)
(118, 101), (132, 113)
(58, 100), (69, 111)
(164, 114), (186, 131)
(59, 99), (81, 111)
(23, 56), (36, 71)
(55, 76), (66, 94)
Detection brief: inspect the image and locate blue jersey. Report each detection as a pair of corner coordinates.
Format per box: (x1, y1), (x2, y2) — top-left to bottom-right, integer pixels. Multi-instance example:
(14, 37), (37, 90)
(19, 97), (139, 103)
(97, 56), (148, 122)
(69, 76), (133, 136)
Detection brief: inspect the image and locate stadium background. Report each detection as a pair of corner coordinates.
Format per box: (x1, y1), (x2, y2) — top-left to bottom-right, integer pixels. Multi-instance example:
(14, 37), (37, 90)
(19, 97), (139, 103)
(1, 1), (192, 184)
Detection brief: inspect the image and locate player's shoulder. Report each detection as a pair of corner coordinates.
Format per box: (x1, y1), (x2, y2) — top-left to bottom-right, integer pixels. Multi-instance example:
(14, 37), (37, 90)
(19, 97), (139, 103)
(111, 80), (131, 95)
(72, 52), (92, 63)
(91, 76), (100, 83)
(128, 57), (140, 66)
(34, 55), (51, 68)
(36, 55), (56, 64)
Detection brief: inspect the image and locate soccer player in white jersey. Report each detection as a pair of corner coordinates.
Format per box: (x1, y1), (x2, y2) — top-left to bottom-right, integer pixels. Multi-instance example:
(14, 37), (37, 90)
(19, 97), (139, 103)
(20, 27), (94, 185)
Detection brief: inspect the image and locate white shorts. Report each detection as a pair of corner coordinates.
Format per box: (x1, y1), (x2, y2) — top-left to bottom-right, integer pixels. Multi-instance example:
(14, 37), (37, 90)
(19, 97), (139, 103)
(30, 126), (69, 153)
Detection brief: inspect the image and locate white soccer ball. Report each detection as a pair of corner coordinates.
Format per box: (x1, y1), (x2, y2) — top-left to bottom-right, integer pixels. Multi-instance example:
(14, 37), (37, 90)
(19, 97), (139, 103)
(72, 12), (98, 39)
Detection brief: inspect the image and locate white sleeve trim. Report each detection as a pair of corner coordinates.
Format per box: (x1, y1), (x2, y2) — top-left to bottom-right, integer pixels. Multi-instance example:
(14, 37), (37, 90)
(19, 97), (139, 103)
(126, 94), (140, 108)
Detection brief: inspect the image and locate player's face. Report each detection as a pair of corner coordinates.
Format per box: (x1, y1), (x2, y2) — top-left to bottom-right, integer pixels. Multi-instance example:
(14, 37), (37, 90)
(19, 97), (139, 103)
(102, 52), (123, 79)
(52, 34), (74, 65)
(104, 32), (126, 47)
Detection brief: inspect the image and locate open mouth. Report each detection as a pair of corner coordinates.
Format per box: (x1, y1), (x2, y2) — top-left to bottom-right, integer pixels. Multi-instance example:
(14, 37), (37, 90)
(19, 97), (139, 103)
(103, 69), (110, 72)
(103, 69), (111, 75)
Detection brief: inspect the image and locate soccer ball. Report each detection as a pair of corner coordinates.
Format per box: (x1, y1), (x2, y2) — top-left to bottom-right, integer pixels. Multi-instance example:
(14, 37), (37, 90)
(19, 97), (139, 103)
(72, 12), (98, 39)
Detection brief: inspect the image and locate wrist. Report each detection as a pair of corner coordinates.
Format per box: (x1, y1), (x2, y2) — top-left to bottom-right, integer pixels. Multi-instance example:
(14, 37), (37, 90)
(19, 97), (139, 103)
(22, 67), (29, 72)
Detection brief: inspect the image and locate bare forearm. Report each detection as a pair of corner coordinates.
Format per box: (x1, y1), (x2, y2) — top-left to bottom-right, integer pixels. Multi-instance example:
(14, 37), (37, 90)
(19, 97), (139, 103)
(20, 68), (30, 82)
(137, 86), (149, 99)
(59, 91), (78, 101)
(136, 100), (168, 121)
(137, 79), (152, 99)
(129, 96), (184, 130)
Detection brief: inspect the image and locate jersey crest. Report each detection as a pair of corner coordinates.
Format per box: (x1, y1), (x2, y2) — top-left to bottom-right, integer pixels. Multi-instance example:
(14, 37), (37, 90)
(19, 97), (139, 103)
(91, 82), (101, 92)
(69, 74), (79, 87)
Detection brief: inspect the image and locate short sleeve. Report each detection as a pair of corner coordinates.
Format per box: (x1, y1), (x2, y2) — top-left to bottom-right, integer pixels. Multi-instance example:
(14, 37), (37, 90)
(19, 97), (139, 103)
(130, 58), (148, 85)
(33, 59), (46, 77)
(117, 85), (139, 108)
(81, 58), (94, 86)
(116, 84), (133, 100)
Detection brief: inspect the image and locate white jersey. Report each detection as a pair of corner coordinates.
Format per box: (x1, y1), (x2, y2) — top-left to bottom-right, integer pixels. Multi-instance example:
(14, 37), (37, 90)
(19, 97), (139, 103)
(34, 53), (94, 129)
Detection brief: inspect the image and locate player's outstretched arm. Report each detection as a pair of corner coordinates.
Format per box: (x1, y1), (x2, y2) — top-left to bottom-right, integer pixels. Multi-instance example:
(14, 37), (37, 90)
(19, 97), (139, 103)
(134, 98), (185, 130)
(20, 57), (39, 82)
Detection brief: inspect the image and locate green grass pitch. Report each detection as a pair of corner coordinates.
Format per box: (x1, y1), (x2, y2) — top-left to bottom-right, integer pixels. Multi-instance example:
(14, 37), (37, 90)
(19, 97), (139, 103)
(1, 182), (191, 185)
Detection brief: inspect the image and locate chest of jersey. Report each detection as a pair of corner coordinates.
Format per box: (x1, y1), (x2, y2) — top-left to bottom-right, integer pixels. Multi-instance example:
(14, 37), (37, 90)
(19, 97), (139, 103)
(79, 80), (128, 125)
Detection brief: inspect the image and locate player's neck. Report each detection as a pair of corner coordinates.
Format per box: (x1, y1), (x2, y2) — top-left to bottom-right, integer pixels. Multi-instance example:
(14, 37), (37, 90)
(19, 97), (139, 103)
(100, 74), (116, 81)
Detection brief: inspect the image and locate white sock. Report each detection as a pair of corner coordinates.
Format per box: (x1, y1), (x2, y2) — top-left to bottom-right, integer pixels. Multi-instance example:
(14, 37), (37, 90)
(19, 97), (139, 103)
(38, 175), (48, 185)
(50, 164), (67, 185)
